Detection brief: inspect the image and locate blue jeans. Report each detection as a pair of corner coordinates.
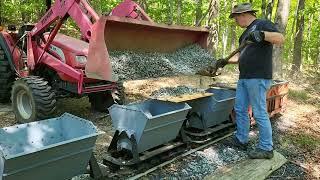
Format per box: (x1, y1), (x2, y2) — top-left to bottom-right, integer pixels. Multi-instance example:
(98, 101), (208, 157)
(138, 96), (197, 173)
(234, 79), (273, 151)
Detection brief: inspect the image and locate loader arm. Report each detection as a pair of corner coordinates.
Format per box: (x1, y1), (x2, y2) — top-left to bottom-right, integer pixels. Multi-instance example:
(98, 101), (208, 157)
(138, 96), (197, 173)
(27, 0), (98, 71)
(31, 0), (98, 39)
(29, 0), (151, 65)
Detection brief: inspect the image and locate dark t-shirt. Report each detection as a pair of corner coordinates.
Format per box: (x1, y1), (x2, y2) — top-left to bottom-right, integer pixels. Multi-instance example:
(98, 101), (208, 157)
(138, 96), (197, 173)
(238, 19), (279, 79)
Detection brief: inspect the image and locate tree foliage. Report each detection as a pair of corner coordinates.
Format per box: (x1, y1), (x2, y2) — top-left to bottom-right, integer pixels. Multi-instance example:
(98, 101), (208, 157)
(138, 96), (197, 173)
(0, 0), (319, 71)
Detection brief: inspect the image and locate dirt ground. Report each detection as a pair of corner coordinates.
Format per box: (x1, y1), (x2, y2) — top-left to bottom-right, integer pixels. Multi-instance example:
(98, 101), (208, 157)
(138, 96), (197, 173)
(0, 72), (319, 179)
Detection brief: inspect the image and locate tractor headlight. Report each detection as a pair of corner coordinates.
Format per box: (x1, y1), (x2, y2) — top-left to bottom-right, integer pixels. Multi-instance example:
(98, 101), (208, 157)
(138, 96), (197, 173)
(75, 56), (87, 64)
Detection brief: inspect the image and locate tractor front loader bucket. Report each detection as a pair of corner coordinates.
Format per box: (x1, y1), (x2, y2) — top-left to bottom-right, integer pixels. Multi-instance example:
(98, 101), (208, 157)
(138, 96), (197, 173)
(85, 16), (210, 81)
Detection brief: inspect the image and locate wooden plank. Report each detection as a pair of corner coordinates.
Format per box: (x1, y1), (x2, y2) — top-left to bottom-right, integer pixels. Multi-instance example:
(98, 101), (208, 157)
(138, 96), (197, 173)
(154, 92), (213, 103)
(204, 151), (287, 180)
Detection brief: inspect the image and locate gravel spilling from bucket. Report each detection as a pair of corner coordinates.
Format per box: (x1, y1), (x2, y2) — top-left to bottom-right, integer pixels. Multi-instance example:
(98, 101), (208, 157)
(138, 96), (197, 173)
(109, 45), (215, 80)
(150, 85), (204, 98)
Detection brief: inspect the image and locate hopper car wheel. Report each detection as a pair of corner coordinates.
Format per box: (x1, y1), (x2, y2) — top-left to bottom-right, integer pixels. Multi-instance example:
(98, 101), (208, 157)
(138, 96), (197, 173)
(0, 47), (15, 103)
(112, 82), (125, 105)
(103, 161), (120, 172)
(230, 109), (236, 124)
(11, 76), (56, 123)
(88, 91), (115, 112)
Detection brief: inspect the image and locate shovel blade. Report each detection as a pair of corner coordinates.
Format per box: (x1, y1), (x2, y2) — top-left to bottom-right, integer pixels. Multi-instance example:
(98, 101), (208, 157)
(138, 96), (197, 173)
(196, 62), (218, 77)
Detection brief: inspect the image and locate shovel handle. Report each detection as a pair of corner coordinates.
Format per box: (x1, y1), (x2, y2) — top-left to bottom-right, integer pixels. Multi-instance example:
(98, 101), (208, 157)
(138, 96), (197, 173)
(224, 41), (252, 61)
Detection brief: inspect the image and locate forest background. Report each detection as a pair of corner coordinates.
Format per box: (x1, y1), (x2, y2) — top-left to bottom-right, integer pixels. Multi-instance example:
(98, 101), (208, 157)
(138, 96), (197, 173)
(0, 0), (319, 78)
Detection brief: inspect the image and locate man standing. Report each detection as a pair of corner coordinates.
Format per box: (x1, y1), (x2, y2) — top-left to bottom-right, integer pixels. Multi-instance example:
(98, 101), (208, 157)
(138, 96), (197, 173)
(216, 3), (285, 159)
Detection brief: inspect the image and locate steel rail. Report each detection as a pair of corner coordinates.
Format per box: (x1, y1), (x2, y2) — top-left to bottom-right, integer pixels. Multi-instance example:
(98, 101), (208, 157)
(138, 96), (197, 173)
(127, 131), (234, 180)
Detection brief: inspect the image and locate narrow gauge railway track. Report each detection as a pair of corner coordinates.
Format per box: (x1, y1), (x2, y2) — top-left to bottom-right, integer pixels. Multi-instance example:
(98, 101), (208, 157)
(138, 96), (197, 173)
(101, 125), (235, 179)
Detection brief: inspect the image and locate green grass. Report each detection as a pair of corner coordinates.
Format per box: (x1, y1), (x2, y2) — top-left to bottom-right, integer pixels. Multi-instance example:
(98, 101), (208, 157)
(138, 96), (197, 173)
(56, 97), (92, 118)
(287, 133), (320, 152)
(288, 89), (310, 103)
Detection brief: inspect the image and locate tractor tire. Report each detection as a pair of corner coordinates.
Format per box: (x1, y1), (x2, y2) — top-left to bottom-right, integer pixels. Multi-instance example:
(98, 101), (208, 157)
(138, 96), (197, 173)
(11, 76), (56, 123)
(0, 47), (15, 103)
(88, 91), (115, 112)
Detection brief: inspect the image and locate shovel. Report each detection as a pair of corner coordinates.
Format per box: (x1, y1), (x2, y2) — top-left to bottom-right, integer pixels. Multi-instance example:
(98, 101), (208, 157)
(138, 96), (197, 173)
(197, 41), (252, 77)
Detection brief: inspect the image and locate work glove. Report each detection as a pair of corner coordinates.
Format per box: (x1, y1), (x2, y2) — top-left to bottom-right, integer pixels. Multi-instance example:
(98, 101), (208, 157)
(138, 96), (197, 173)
(196, 59), (227, 77)
(215, 58), (228, 69)
(246, 30), (265, 43)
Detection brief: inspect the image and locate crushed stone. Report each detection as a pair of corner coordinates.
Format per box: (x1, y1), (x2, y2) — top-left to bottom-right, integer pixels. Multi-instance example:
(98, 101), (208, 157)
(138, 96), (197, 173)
(109, 44), (215, 80)
(150, 85), (204, 98)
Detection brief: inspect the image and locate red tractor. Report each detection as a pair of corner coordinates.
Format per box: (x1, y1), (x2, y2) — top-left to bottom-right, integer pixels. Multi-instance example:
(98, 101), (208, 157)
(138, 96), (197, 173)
(0, 0), (209, 123)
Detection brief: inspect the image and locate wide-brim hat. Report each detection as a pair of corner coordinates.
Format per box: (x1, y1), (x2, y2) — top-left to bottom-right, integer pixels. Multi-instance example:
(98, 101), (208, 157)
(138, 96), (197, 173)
(229, 2), (258, 18)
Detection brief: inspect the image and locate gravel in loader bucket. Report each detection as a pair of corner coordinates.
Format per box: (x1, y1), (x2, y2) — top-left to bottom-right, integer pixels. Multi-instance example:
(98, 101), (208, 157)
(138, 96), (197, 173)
(85, 16), (215, 81)
(109, 45), (216, 80)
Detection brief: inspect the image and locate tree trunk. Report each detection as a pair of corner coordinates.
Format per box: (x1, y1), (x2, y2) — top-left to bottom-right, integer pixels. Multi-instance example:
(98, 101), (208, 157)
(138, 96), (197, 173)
(207, 0), (218, 25)
(0, 0), (2, 25)
(306, 14), (313, 63)
(261, 0), (267, 19)
(177, 0), (182, 24)
(208, 24), (219, 56)
(272, 0), (290, 77)
(195, 0), (202, 26)
(46, 0), (52, 11)
(207, 0), (219, 55)
(167, 0), (174, 25)
(288, 2), (300, 58)
(317, 47), (320, 67)
(222, 0), (228, 57)
(316, 18), (320, 67)
(266, 0), (275, 20)
(230, 0), (236, 51)
(196, 0), (213, 27)
(21, 12), (27, 23)
(291, 0), (305, 74)
(138, 0), (148, 13)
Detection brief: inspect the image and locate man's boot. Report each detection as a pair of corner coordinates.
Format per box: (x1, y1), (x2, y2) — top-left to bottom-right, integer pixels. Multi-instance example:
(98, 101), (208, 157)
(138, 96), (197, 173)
(248, 148), (274, 159)
(225, 136), (248, 151)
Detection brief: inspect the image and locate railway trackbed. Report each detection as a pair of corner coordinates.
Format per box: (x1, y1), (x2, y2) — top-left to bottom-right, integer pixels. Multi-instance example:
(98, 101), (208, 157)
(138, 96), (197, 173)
(128, 131), (234, 180)
(90, 127), (235, 180)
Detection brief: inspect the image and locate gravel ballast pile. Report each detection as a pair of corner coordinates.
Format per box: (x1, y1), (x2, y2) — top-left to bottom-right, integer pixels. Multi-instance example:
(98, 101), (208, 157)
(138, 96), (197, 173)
(109, 45), (215, 80)
(150, 85), (204, 98)
(148, 143), (248, 179)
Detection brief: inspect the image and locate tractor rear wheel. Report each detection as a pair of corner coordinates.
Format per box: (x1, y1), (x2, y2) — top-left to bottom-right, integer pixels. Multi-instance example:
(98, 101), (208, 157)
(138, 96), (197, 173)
(11, 76), (56, 123)
(0, 46), (15, 103)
